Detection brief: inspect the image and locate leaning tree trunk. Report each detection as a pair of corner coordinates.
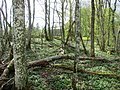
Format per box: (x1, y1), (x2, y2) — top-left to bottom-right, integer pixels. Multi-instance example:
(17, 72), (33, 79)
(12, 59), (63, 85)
(12, 0), (27, 89)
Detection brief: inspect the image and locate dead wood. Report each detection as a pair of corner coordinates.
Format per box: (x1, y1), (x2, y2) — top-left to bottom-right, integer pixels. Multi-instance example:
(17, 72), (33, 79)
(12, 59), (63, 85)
(0, 54), (119, 87)
(28, 54), (115, 65)
(28, 54), (73, 67)
(0, 59), (14, 87)
(1, 54), (118, 78)
(53, 64), (120, 80)
(1, 59), (14, 78)
(1, 54), (119, 74)
(0, 77), (14, 90)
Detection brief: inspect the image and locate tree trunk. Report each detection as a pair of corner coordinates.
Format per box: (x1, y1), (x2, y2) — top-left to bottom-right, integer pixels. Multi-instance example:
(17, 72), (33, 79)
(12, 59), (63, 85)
(0, 12), (3, 59)
(73, 0), (81, 89)
(107, 0), (111, 46)
(111, 11), (116, 50)
(51, 0), (57, 40)
(61, 0), (65, 48)
(13, 0), (27, 89)
(4, 0), (9, 47)
(48, 0), (51, 40)
(26, 0), (32, 50)
(44, 0), (49, 41)
(91, 0), (95, 57)
(100, 0), (106, 51)
(116, 27), (120, 55)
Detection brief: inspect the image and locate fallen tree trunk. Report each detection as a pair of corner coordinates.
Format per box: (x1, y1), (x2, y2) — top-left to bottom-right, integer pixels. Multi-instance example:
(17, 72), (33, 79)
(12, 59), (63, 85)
(0, 59), (14, 87)
(1, 59), (14, 78)
(53, 64), (120, 80)
(28, 54), (73, 67)
(1, 54), (119, 82)
(1, 54), (119, 78)
(28, 54), (115, 67)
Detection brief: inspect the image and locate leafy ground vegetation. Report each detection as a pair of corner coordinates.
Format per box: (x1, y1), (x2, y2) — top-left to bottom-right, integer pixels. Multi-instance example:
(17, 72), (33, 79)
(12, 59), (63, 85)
(0, 31), (120, 90)
(26, 33), (120, 90)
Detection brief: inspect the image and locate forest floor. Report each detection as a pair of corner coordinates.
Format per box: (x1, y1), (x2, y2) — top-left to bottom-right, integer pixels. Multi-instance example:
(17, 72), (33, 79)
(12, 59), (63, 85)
(26, 38), (120, 90)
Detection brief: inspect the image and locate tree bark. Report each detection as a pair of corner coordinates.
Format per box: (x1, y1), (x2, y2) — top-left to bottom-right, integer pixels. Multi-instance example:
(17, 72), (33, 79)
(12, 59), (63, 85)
(111, 0), (117, 51)
(44, 0), (49, 41)
(91, 0), (95, 57)
(26, 0), (32, 50)
(12, 0), (27, 89)
(0, 12), (3, 59)
(48, 0), (51, 40)
(61, 0), (65, 48)
(107, 0), (111, 46)
(116, 27), (120, 55)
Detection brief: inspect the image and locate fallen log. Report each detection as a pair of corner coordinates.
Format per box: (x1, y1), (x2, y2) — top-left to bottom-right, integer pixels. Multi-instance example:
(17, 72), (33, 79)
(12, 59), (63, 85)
(0, 59), (14, 87)
(1, 54), (119, 84)
(28, 60), (50, 68)
(28, 54), (73, 67)
(28, 54), (115, 67)
(1, 54), (119, 79)
(53, 64), (120, 80)
(1, 59), (14, 78)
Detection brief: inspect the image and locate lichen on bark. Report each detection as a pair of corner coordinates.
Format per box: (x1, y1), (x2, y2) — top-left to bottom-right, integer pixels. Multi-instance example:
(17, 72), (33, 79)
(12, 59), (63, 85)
(13, 0), (27, 90)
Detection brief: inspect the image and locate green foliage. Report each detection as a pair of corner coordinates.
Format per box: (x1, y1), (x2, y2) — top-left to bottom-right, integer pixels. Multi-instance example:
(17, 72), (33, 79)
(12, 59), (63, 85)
(86, 66), (113, 74)
(82, 37), (90, 41)
(28, 68), (51, 90)
(81, 7), (91, 37)
(28, 75), (48, 90)
(87, 76), (120, 90)
(26, 32), (120, 90)
(50, 74), (71, 90)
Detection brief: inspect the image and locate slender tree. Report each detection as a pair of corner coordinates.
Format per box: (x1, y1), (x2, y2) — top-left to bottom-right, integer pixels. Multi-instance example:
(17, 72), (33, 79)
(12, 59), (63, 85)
(116, 26), (120, 55)
(13, 0), (27, 89)
(3, 0), (8, 46)
(51, 0), (57, 40)
(72, 0), (81, 90)
(45, 0), (49, 40)
(91, 0), (95, 57)
(26, 0), (35, 49)
(48, 0), (51, 40)
(61, 0), (65, 47)
(111, 0), (117, 51)
(107, 0), (117, 50)
(65, 0), (73, 44)
(107, 0), (111, 46)
(0, 11), (2, 58)
(26, 0), (32, 49)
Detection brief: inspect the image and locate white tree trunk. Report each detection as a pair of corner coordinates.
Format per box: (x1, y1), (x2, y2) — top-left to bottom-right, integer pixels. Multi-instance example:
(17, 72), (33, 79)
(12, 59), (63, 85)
(13, 0), (27, 89)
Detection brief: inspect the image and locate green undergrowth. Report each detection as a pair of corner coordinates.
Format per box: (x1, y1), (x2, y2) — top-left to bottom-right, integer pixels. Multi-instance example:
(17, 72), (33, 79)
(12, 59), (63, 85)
(27, 39), (120, 90)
